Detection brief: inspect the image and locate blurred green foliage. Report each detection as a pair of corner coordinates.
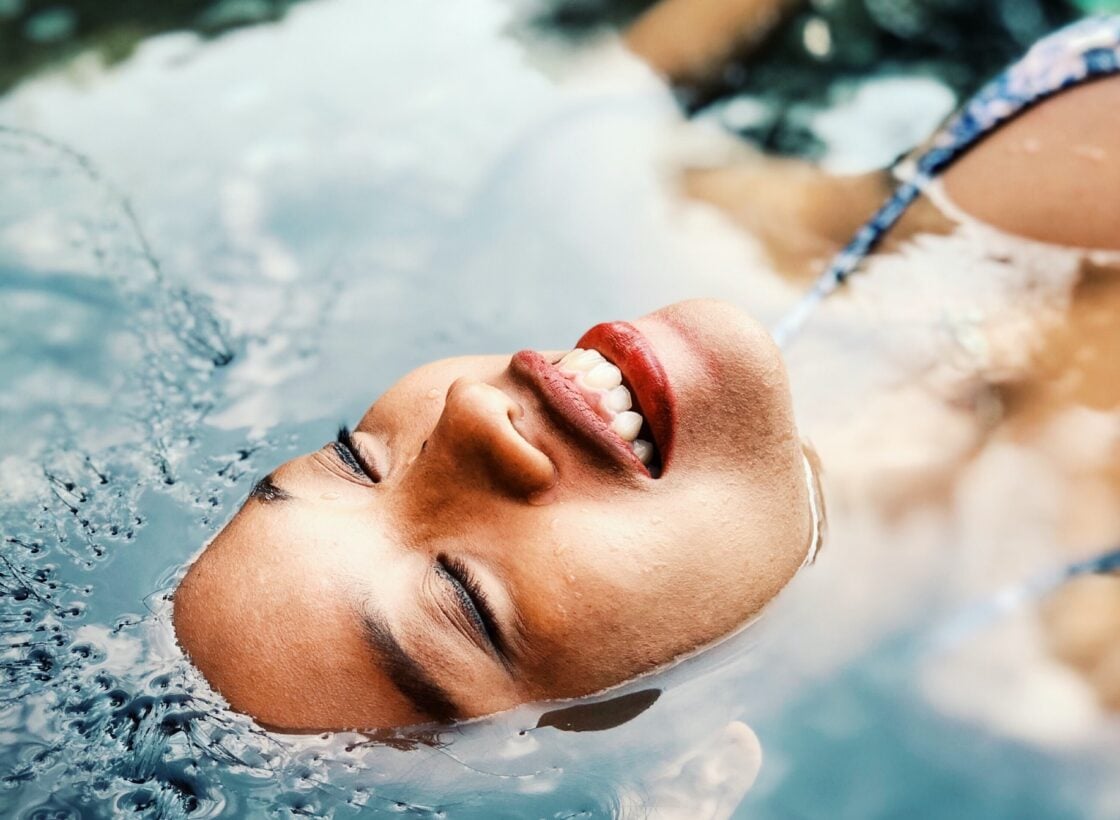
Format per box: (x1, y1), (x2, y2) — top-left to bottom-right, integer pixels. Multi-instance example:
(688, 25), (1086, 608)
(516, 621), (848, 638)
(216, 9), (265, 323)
(535, 0), (1083, 157)
(0, 0), (304, 93)
(0, 0), (1100, 123)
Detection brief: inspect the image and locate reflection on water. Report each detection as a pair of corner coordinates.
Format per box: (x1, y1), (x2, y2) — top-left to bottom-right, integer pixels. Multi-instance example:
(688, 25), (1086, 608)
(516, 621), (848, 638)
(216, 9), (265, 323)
(2, 0), (1120, 817)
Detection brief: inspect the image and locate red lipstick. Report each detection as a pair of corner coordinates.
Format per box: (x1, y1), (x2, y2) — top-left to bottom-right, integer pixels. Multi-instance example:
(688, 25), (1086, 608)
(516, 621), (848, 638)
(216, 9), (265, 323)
(508, 321), (677, 478)
(509, 350), (649, 476)
(576, 321), (676, 470)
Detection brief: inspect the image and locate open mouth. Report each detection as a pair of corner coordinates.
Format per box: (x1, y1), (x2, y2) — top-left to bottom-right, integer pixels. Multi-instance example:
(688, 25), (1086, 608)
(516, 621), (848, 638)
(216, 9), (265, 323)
(509, 321), (676, 478)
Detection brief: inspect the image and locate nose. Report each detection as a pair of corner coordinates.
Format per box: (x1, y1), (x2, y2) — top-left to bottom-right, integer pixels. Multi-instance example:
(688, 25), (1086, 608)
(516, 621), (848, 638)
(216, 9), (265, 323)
(418, 378), (557, 499)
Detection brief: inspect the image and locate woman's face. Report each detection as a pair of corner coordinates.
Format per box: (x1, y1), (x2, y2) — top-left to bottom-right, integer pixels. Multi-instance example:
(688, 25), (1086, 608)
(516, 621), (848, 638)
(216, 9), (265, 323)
(173, 300), (812, 731)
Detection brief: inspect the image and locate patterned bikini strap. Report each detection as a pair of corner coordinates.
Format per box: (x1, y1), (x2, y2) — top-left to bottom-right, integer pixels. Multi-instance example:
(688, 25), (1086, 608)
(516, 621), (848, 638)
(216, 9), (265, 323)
(772, 14), (1120, 348)
(928, 546), (1120, 652)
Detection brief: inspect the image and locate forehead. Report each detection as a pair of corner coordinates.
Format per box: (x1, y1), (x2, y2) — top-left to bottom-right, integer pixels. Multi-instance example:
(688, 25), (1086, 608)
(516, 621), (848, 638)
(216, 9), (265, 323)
(175, 510), (429, 728)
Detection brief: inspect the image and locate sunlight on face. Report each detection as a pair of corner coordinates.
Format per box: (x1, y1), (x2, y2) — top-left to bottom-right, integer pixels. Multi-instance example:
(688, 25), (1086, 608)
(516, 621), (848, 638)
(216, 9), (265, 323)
(173, 300), (814, 731)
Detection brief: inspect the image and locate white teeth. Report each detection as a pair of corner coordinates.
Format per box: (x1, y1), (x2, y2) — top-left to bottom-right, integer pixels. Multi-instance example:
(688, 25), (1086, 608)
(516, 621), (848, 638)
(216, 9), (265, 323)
(561, 348), (605, 373)
(611, 410), (643, 442)
(584, 362), (623, 390)
(604, 384), (632, 413)
(557, 349), (658, 465)
(558, 349), (582, 367)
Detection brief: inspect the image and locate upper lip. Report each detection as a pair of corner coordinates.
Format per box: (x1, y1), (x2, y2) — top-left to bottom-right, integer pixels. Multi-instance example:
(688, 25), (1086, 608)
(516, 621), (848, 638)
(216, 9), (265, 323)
(508, 321), (676, 478)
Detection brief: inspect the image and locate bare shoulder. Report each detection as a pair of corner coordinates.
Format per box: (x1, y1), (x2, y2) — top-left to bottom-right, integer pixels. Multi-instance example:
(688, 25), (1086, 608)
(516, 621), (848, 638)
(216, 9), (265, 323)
(943, 75), (1120, 250)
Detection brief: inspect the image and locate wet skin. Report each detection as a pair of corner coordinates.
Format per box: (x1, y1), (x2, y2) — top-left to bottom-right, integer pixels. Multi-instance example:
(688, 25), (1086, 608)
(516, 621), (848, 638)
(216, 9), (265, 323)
(173, 300), (813, 731)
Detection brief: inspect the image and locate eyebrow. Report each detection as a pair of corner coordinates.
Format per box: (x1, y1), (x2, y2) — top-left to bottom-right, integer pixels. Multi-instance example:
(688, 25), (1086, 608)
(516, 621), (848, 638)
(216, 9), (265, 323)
(359, 612), (459, 724)
(249, 474), (291, 504)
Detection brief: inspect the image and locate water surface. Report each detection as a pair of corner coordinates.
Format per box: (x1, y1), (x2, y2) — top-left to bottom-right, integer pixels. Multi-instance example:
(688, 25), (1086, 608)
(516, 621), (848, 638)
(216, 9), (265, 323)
(2, 1), (1120, 817)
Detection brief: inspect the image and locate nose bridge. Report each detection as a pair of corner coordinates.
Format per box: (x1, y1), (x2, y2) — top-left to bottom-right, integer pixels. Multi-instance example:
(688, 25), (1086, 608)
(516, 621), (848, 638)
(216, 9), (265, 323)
(418, 377), (556, 500)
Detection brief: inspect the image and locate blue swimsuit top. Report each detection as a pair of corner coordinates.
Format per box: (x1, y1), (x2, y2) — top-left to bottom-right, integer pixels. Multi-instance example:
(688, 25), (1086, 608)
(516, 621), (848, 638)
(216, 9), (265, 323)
(774, 14), (1120, 346)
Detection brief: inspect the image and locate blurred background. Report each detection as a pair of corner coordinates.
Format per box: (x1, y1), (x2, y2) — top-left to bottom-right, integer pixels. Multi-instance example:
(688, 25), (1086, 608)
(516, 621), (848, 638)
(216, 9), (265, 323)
(2, 0), (1113, 146)
(3, 1), (1120, 818)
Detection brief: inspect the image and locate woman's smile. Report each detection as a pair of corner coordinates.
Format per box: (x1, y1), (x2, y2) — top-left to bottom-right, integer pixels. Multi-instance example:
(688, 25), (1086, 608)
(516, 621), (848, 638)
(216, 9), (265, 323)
(510, 319), (678, 479)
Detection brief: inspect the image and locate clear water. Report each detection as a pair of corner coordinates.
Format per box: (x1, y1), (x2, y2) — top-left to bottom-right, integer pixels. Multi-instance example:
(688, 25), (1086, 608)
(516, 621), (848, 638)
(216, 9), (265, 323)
(3, 0), (1120, 817)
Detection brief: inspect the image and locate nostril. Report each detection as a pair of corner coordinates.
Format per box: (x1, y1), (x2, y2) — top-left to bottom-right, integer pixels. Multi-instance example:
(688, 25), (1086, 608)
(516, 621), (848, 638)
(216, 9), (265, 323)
(435, 377), (556, 494)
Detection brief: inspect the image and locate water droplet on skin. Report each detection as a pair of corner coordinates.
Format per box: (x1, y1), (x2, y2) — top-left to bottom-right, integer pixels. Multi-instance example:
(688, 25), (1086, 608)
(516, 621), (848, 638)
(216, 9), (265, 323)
(1072, 144), (1107, 162)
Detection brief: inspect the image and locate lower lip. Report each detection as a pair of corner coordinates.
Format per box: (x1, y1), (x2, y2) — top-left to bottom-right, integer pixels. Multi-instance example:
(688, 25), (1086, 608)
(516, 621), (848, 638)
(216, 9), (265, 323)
(576, 321), (676, 469)
(509, 350), (651, 476)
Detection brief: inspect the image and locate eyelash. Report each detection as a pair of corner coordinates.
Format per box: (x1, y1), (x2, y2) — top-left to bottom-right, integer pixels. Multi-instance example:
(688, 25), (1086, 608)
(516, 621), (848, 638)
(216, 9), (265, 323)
(437, 554), (505, 658)
(333, 425), (380, 483)
(330, 429), (503, 657)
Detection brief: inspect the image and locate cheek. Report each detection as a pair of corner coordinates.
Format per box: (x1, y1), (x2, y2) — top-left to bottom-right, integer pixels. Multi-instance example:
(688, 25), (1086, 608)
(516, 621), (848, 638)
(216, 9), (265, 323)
(618, 481), (762, 593)
(684, 378), (797, 474)
(537, 502), (673, 623)
(524, 514), (728, 692)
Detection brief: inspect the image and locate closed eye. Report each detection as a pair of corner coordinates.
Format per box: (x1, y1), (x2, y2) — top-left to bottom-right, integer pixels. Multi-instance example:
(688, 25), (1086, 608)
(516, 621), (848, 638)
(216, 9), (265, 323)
(436, 554), (507, 663)
(333, 425), (381, 483)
